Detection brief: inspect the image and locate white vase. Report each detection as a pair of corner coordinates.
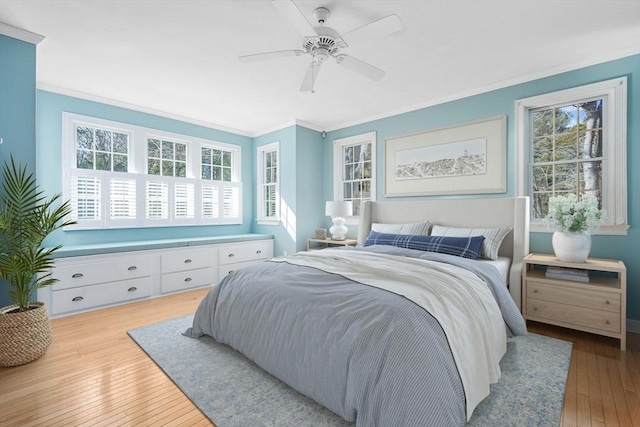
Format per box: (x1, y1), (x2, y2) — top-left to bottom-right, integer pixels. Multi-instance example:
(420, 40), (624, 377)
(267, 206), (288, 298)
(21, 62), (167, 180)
(552, 231), (592, 263)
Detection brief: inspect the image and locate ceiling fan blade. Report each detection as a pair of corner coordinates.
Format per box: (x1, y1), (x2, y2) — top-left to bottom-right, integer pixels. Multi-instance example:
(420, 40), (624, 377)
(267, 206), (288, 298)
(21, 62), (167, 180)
(239, 50), (304, 62)
(341, 15), (403, 46)
(335, 55), (386, 81)
(300, 61), (323, 92)
(272, 0), (316, 36)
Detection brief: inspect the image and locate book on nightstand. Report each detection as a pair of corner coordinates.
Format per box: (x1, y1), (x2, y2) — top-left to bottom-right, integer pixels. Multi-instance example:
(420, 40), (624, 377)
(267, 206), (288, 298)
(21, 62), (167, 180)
(545, 266), (590, 282)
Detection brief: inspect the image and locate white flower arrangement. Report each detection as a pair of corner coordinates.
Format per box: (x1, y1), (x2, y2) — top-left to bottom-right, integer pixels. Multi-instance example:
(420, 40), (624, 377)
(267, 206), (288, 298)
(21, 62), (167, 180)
(545, 193), (606, 233)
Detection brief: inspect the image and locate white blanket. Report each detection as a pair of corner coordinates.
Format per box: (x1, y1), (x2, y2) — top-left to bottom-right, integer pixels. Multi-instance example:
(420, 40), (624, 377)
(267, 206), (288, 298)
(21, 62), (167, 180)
(273, 249), (506, 420)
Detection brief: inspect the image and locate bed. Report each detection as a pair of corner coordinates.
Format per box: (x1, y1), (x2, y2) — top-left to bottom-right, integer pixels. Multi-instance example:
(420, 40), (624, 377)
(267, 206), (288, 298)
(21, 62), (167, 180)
(186, 197), (530, 426)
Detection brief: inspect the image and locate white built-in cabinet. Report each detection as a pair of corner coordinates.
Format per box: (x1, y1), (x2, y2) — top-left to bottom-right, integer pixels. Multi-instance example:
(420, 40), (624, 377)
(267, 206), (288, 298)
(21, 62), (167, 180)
(38, 238), (273, 318)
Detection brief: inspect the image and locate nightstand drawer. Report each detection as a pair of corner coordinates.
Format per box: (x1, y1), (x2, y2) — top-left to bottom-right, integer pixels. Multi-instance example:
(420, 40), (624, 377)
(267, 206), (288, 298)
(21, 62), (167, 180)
(527, 281), (620, 313)
(527, 299), (620, 333)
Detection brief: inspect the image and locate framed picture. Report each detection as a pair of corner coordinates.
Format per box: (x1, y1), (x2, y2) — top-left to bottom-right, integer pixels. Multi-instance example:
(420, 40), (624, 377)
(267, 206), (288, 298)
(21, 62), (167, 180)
(384, 115), (506, 197)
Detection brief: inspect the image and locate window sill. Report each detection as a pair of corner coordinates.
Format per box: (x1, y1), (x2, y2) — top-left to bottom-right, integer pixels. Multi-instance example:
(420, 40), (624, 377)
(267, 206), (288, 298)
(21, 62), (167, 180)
(530, 223), (629, 236)
(256, 218), (280, 226)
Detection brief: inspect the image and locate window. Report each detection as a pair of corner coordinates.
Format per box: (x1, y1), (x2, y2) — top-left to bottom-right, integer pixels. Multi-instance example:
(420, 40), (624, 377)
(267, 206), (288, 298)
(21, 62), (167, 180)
(516, 77), (627, 234)
(333, 132), (376, 217)
(257, 142), (279, 224)
(63, 113), (242, 229)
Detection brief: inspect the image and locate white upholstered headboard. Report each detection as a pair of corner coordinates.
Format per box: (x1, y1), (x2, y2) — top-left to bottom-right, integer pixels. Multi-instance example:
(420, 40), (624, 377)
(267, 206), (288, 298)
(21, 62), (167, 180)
(357, 197), (530, 311)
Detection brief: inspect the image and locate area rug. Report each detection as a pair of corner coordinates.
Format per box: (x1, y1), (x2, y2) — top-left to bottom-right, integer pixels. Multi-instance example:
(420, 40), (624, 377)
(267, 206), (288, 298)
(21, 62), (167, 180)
(128, 315), (572, 426)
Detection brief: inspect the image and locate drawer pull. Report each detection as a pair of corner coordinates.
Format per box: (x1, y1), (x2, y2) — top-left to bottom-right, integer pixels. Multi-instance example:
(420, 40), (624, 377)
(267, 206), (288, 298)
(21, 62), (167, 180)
(605, 320), (610, 325)
(128, 286), (137, 292)
(605, 300), (610, 305)
(184, 259), (192, 264)
(256, 250), (262, 254)
(533, 307), (538, 311)
(184, 277), (192, 282)
(228, 270), (235, 275)
(533, 289), (538, 293)
(72, 273), (84, 279)
(72, 296), (84, 302)
(228, 253), (235, 258)
(128, 266), (137, 271)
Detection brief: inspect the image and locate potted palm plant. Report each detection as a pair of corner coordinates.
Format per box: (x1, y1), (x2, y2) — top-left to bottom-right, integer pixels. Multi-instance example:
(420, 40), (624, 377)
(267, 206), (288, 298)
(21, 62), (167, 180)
(0, 156), (76, 366)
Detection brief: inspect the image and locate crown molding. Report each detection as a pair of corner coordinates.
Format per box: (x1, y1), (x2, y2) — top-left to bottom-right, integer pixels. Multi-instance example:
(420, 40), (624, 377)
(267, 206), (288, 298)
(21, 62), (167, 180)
(0, 23), (44, 44)
(36, 83), (253, 138)
(252, 119), (323, 138)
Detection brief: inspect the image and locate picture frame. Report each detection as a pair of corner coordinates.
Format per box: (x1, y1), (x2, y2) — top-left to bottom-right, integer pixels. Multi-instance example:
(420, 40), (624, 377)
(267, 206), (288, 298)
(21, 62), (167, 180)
(384, 115), (506, 197)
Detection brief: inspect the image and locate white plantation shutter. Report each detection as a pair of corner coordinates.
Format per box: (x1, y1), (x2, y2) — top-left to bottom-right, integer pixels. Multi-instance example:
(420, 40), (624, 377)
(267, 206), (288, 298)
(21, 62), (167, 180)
(110, 178), (136, 219)
(145, 181), (168, 219)
(222, 184), (240, 219)
(70, 175), (101, 221)
(174, 182), (195, 219)
(201, 184), (219, 219)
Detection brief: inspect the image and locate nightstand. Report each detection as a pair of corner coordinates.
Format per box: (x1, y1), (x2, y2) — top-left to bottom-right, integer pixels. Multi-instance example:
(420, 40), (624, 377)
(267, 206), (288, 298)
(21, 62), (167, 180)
(522, 253), (627, 350)
(306, 238), (358, 251)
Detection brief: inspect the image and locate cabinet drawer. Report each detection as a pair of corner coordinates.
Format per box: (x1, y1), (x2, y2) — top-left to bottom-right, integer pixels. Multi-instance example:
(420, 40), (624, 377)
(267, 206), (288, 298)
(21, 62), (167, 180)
(161, 267), (214, 293)
(51, 256), (151, 290)
(161, 248), (214, 274)
(527, 280), (620, 313)
(51, 277), (152, 315)
(218, 241), (272, 265)
(527, 299), (620, 333)
(218, 259), (268, 282)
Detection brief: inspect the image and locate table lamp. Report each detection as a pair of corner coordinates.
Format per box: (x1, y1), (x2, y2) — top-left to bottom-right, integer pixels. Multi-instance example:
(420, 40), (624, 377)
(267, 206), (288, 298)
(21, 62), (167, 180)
(325, 201), (353, 241)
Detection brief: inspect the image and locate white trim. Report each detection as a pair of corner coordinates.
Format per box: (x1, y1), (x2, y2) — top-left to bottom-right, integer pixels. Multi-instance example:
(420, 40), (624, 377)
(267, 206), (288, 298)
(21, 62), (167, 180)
(256, 141), (280, 223)
(0, 23), (44, 44)
(515, 77), (628, 235)
(333, 132), (376, 222)
(62, 112), (243, 229)
(253, 119), (323, 137)
(39, 83), (252, 137)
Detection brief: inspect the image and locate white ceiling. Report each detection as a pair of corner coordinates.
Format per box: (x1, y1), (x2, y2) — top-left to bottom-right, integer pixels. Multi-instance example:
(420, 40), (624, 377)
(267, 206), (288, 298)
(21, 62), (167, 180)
(1, 0), (638, 136)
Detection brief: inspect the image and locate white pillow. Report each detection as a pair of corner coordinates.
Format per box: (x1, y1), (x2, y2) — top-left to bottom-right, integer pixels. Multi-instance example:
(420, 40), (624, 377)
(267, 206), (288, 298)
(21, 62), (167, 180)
(371, 221), (431, 236)
(430, 225), (511, 260)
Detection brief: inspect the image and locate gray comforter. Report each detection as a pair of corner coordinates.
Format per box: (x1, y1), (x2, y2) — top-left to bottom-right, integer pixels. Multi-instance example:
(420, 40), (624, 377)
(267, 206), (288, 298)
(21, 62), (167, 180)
(185, 246), (527, 426)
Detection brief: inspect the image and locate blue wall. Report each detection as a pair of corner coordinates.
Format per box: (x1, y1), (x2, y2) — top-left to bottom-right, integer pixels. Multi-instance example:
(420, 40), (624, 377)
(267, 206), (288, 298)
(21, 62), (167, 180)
(36, 91), (254, 247)
(253, 125), (324, 255)
(0, 35), (38, 307)
(323, 54), (640, 322)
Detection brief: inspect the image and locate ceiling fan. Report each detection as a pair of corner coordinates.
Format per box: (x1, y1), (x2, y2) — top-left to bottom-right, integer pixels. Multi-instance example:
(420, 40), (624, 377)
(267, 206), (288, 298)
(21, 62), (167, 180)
(239, 0), (403, 93)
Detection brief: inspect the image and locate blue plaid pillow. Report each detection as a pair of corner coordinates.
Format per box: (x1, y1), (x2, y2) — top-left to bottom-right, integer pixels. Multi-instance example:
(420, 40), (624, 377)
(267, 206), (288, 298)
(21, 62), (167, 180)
(363, 230), (485, 260)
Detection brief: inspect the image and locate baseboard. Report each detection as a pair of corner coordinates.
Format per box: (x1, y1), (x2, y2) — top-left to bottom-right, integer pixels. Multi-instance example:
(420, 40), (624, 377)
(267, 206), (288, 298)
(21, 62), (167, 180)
(628, 318), (640, 334)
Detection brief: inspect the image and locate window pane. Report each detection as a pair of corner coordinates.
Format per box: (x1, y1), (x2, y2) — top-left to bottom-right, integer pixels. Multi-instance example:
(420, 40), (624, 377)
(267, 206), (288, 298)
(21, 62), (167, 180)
(223, 151), (231, 167)
(353, 144), (361, 161)
(95, 129), (111, 151)
(212, 150), (222, 166)
(148, 158), (161, 175)
(579, 100), (602, 126)
(213, 166), (221, 181)
(223, 167), (231, 182)
(162, 141), (174, 160)
(201, 147), (211, 164)
(344, 183), (351, 198)
(580, 161), (602, 192)
(113, 154), (128, 172)
(202, 165), (211, 180)
(362, 181), (371, 198)
(148, 139), (161, 158)
(113, 133), (128, 154)
(175, 142), (186, 161)
(344, 146), (353, 163)
(532, 137), (552, 163)
(554, 133), (577, 161)
(532, 109), (553, 137)
(533, 165), (553, 191)
(554, 164), (576, 190)
(77, 126), (94, 150)
(175, 161), (186, 178)
(95, 152), (111, 171)
(162, 160), (174, 177)
(77, 149), (94, 169)
(555, 105), (577, 133)
(362, 161), (371, 179)
(345, 164), (353, 181)
(532, 192), (551, 219)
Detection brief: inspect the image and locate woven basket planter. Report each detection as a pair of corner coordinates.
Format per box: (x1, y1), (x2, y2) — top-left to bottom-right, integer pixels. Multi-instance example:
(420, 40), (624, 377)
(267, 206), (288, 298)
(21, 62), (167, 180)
(0, 302), (52, 367)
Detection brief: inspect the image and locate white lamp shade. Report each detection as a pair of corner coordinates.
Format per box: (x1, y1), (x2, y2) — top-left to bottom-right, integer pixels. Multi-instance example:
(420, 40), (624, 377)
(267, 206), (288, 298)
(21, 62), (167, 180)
(325, 201), (353, 218)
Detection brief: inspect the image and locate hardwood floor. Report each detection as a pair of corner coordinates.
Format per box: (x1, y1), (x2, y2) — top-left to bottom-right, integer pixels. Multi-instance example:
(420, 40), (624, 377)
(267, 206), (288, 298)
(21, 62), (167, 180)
(0, 288), (638, 426)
